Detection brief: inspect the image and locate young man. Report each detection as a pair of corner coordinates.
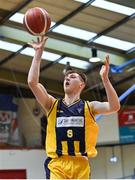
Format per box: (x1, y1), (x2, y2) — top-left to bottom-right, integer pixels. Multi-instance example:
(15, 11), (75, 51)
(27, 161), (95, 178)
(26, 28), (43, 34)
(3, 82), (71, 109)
(28, 36), (120, 179)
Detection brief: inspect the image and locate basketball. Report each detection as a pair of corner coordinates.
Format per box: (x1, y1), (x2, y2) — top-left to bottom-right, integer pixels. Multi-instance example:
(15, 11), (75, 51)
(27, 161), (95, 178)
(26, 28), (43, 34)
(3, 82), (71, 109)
(23, 7), (51, 36)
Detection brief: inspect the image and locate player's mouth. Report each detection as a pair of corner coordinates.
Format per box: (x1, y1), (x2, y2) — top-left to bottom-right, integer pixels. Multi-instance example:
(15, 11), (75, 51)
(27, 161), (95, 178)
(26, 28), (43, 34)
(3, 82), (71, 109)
(65, 81), (70, 86)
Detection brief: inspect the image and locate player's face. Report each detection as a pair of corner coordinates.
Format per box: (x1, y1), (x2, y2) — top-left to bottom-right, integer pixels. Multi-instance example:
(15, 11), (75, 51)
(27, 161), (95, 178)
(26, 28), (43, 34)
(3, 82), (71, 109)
(64, 73), (83, 94)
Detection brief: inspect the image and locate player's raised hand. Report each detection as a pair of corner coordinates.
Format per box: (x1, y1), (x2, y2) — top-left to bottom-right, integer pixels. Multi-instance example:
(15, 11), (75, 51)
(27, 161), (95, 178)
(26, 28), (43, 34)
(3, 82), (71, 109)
(100, 55), (110, 82)
(28, 36), (48, 51)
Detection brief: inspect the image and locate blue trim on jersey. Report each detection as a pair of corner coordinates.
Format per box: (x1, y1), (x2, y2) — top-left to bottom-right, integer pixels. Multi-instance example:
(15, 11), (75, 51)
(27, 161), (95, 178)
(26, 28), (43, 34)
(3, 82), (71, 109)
(44, 157), (52, 179)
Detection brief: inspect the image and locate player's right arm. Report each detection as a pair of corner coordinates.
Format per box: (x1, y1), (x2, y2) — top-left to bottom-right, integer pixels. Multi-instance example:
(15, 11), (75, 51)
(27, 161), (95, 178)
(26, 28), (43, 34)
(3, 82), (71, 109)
(27, 36), (56, 112)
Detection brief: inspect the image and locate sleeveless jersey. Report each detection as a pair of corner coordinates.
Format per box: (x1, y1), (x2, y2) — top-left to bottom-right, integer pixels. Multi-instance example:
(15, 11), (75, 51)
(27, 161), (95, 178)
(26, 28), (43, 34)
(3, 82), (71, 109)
(46, 99), (99, 158)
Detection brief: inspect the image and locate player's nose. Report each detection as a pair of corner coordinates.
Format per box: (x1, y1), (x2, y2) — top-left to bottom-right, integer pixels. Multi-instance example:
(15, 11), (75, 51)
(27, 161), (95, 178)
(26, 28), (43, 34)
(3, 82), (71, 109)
(65, 76), (70, 81)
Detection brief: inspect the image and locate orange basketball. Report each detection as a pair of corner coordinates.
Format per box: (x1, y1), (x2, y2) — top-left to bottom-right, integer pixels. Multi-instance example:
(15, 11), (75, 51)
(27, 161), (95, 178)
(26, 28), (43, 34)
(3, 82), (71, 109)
(23, 7), (51, 36)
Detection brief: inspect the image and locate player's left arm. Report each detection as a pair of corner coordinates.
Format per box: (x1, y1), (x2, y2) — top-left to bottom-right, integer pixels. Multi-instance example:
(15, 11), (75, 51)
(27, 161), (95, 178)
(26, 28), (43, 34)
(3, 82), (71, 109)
(90, 55), (120, 115)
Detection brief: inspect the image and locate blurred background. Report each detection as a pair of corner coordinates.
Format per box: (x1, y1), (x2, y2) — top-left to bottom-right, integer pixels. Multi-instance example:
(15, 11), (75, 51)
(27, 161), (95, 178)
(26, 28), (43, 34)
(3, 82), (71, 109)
(0, 0), (135, 178)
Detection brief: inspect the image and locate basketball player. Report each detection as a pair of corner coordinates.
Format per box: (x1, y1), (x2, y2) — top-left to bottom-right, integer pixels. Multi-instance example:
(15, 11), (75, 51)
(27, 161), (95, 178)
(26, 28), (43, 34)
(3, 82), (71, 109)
(28, 36), (120, 179)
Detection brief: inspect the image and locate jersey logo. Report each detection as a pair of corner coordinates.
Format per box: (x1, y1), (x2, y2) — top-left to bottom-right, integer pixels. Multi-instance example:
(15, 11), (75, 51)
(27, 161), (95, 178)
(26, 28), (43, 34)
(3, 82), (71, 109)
(77, 108), (82, 114)
(56, 116), (84, 127)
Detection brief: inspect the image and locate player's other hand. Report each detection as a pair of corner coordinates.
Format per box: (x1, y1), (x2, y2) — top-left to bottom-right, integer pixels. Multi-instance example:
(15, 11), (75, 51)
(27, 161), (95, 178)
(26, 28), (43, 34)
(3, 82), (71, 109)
(100, 55), (110, 83)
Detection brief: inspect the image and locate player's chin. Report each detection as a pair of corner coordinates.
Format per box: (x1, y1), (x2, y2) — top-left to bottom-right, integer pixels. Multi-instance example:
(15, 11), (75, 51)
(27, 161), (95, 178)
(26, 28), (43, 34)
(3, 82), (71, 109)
(64, 86), (71, 93)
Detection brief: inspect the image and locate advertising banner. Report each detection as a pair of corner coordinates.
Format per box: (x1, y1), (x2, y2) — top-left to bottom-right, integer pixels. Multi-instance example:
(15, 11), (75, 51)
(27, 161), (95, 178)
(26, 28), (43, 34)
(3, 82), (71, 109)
(0, 94), (20, 145)
(119, 108), (135, 143)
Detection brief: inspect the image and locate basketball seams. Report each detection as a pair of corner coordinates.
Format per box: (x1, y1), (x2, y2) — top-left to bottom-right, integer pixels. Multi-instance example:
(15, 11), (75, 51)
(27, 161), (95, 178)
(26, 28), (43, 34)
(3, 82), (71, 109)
(46, 13), (51, 32)
(38, 7), (47, 35)
(24, 10), (37, 36)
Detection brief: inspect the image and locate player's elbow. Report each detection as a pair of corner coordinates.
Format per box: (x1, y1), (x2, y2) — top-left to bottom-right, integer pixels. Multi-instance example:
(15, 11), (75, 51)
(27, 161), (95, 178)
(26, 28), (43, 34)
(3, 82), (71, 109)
(27, 79), (36, 88)
(112, 103), (120, 113)
(117, 103), (121, 112)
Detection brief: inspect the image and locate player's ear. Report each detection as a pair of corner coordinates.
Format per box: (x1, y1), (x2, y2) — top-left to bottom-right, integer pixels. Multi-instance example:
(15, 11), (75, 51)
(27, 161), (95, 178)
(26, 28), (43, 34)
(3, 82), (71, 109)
(80, 82), (85, 89)
(80, 83), (82, 88)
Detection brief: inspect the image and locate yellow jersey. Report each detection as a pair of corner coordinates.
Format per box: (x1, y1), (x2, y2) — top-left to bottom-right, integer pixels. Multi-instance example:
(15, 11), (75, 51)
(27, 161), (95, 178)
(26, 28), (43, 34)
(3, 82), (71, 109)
(46, 99), (99, 158)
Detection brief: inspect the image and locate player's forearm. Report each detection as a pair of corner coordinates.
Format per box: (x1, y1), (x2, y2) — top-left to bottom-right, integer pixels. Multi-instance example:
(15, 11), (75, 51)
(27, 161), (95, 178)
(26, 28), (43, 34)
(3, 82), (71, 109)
(103, 78), (120, 112)
(28, 49), (42, 86)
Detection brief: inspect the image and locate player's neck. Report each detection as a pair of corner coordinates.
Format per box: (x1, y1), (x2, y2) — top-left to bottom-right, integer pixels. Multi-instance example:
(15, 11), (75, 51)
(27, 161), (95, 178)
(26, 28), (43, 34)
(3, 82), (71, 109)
(64, 93), (80, 106)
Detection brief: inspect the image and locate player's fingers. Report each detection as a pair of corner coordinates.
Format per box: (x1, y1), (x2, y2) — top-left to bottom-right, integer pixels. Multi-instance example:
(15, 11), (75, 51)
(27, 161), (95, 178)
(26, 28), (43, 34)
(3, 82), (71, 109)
(106, 55), (110, 65)
(37, 37), (40, 43)
(104, 56), (109, 70)
(32, 39), (36, 44)
(43, 36), (48, 42)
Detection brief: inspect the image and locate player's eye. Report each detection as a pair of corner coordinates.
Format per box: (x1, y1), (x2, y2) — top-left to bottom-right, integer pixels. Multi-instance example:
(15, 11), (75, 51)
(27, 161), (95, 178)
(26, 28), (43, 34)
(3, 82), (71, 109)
(70, 75), (76, 78)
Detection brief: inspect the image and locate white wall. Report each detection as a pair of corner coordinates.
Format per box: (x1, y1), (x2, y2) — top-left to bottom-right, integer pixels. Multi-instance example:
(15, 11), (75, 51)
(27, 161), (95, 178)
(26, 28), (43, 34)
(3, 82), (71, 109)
(97, 113), (119, 144)
(90, 147), (107, 178)
(105, 146), (123, 178)
(122, 144), (135, 177)
(90, 144), (135, 179)
(0, 144), (135, 179)
(0, 149), (46, 179)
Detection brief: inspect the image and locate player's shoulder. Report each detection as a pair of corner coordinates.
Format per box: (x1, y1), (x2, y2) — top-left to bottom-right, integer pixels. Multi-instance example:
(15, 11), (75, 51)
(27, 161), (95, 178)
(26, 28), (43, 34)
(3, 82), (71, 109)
(86, 100), (100, 106)
(85, 100), (100, 116)
(86, 101), (99, 111)
(84, 100), (95, 106)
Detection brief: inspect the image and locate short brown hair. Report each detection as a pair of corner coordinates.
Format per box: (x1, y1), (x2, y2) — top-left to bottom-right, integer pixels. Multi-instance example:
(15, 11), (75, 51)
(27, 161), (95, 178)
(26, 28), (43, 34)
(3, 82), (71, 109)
(64, 70), (87, 85)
